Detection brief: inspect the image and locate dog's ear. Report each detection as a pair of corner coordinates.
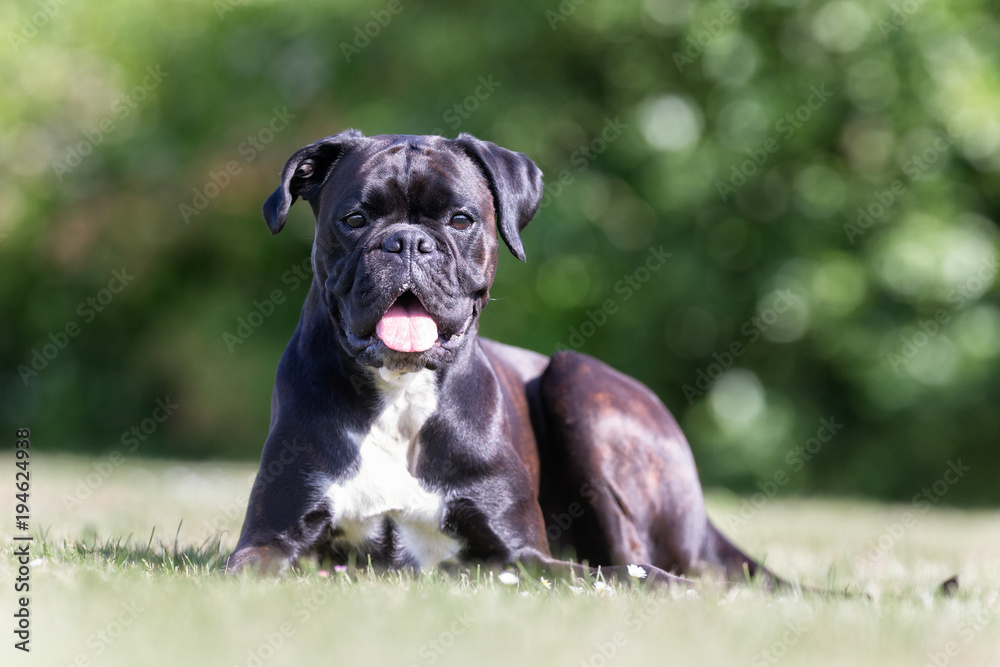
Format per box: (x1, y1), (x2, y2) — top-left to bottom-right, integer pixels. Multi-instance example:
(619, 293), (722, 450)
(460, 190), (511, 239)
(452, 134), (543, 262)
(262, 129), (365, 235)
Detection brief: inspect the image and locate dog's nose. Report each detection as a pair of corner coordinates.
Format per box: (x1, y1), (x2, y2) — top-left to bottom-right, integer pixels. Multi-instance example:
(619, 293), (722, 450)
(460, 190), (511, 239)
(383, 228), (435, 256)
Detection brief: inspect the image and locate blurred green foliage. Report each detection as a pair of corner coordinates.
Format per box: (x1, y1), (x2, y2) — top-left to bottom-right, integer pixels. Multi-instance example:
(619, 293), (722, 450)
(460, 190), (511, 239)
(2, 0), (998, 504)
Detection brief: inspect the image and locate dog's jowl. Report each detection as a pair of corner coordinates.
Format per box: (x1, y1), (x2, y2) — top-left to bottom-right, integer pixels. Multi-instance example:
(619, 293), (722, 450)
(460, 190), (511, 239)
(227, 130), (777, 586)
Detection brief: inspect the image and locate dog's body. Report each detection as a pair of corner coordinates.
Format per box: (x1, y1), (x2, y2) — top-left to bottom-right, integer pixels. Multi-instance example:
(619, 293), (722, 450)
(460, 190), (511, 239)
(227, 131), (768, 585)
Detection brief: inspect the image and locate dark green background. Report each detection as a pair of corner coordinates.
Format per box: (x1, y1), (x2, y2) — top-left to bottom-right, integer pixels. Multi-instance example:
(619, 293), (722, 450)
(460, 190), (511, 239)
(2, 0), (998, 504)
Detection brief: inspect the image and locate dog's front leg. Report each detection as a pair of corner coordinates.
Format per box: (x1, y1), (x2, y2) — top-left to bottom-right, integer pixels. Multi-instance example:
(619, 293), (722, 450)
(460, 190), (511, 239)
(226, 430), (340, 574)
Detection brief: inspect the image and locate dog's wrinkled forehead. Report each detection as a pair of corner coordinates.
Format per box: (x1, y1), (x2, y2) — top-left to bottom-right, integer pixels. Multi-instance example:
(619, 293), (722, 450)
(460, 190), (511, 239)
(263, 130), (543, 261)
(318, 137), (494, 223)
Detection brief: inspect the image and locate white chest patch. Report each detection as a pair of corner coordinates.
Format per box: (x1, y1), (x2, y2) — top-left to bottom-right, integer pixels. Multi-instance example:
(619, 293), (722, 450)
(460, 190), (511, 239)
(324, 367), (461, 568)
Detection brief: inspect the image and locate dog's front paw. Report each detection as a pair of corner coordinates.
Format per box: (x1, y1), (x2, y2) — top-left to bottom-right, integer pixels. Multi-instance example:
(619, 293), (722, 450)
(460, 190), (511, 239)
(225, 544), (290, 575)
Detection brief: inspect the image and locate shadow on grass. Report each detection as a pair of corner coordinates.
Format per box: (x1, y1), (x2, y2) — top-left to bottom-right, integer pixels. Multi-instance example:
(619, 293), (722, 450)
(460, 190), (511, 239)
(36, 523), (228, 574)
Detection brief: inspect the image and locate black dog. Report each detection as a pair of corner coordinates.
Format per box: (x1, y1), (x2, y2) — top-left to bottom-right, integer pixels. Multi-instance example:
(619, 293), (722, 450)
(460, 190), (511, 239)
(227, 130), (772, 586)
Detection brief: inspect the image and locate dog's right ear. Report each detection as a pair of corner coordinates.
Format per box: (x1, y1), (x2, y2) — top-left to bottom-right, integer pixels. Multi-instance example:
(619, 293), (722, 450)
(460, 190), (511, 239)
(262, 129), (364, 235)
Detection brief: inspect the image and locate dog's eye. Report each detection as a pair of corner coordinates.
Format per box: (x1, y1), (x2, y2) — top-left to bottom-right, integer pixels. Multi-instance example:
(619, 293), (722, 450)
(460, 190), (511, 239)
(450, 213), (473, 230)
(343, 213), (367, 229)
(295, 160), (315, 178)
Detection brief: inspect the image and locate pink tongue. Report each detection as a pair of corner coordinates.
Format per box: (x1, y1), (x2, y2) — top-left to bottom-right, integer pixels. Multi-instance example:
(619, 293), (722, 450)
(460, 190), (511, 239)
(375, 298), (439, 353)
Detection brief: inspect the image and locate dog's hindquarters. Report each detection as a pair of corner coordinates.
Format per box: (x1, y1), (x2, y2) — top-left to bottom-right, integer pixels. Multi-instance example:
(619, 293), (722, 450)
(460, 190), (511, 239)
(535, 350), (772, 583)
(700, 518), (772, 582)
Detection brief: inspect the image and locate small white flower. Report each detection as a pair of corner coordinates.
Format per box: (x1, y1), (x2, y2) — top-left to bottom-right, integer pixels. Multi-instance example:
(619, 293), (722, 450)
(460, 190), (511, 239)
(498, 571), (519, 586)
(568, 586), (584, 595)
(539, 577), (552, 589)
(593, 580), (611, 595)
(627, 564), (647, 579)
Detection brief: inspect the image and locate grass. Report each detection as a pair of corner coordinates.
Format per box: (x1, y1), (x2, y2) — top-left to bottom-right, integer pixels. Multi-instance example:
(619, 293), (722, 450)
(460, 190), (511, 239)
(3, 453), (999, 667)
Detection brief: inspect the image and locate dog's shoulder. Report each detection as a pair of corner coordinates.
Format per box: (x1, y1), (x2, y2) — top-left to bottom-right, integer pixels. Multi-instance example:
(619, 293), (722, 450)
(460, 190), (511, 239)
(479, 338), (550, 385)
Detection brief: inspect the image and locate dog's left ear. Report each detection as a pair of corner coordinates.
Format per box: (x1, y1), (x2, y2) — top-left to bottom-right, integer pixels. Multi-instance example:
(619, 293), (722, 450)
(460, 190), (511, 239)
(262, 129), (365, 235)
(452, 134), (543, 262)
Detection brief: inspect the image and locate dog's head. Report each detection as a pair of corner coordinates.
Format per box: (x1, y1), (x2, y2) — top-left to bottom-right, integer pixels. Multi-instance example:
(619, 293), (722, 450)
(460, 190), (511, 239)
(263, 130), (543, 372)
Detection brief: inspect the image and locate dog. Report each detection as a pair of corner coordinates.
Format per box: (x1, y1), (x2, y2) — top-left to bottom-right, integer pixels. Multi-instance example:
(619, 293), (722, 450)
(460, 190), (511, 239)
(226, 130), (774, 586)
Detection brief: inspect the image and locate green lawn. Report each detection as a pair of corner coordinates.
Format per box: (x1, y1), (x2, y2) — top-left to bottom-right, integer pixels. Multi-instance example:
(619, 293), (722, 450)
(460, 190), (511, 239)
(3, 453), (999, 667)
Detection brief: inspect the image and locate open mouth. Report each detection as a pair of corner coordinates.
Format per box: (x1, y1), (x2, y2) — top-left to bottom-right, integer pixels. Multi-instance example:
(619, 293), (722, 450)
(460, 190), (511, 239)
(375, 291), (440, 353)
